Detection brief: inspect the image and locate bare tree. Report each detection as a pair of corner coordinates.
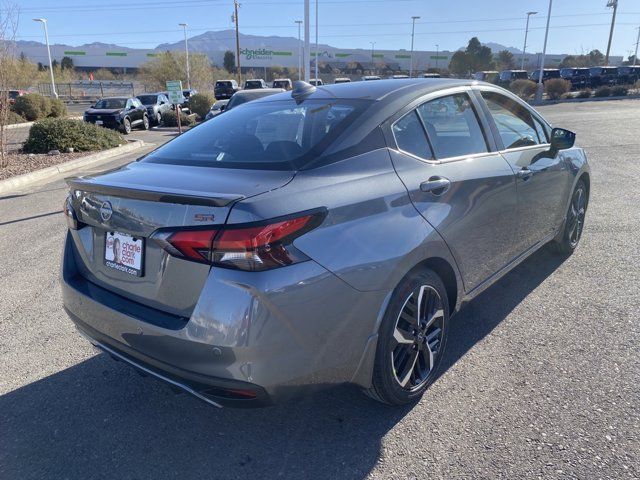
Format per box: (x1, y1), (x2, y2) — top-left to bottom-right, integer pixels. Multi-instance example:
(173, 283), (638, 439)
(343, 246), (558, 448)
(0, 2), (20, 168)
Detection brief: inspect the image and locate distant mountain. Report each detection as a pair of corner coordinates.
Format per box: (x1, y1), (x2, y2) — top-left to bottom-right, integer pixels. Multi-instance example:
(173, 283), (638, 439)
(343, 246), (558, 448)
(483, 42), (523, 54)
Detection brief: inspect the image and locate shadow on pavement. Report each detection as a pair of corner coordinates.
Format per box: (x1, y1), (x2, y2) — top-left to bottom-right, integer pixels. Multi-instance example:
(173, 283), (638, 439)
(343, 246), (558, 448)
(0, 248), (566, 480)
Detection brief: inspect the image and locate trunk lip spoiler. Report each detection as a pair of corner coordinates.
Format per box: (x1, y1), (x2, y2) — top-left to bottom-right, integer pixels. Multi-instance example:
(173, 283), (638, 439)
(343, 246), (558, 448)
(66, 178), (244, 208)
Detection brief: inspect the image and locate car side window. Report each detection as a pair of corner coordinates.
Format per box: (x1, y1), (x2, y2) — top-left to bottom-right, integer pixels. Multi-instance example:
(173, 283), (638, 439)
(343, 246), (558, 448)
(480, 91), (543, 149)
(392, 111), (434, 160)
(125, 99), (133, 109)
(416, 93), (488, 159)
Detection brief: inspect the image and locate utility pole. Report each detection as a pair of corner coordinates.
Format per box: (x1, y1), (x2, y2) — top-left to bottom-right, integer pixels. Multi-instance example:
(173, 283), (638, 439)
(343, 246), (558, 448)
(33, 18), (57, 98)
(233, 0), (242, 85)
(634, 26), (639, 66)
(370, 42), (376, 75)
(179, 23), (190, 89)
(295, 20), (303, 80)
(409, 16), (420, 77)
(435, 44), (439, 70)
(314, 0), (319, 82)
(605, 0), (618, 65)
(534, 0), (553, 103)
(304, 0), (310, 81)
(521, 11), (538, 70)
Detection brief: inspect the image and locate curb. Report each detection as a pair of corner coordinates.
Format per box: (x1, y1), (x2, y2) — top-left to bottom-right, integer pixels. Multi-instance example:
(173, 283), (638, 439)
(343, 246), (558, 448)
(530, 94), (640, 106)
(0, 140), (145, 195)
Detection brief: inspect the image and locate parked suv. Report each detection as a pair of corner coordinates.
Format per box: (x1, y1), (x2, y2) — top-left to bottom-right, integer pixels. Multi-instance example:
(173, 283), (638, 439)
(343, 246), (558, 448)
(498, 70), (529, 87)
(136, 93), (171, 125)
(560, 68), (590, 89)
(530, 69), (561, 83)
(272, 78), (293, 90)
(474, 71), (499, 83)
(214, 79), (240, 99)
(244, 79), (268, 89)
(83, 97), (149, 134)
(588, 67), (619, 87)
(617, 66), (640, 85)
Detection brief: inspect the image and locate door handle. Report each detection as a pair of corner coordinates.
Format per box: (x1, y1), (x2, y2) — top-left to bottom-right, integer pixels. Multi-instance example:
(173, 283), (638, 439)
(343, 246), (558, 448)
(516, 168), (533, 181)
(420, 177), (450, 195)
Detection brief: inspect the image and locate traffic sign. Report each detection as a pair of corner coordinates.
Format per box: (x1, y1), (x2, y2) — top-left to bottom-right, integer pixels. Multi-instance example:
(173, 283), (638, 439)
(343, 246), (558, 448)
(166, 80), (184, 104)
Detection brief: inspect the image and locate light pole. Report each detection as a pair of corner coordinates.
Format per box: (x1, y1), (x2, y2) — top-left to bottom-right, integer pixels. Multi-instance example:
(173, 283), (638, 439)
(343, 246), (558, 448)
(605, 0), (618, 65)
(33, 18), (57, 98)
(409, 16), (420, 77)
(435, 44), (439, 70)
(304, 0), (310, 81)
(634, 26), (640, 66)
(534, 0), (553, 102)
(178, 23), (190, 89)
(521, 11), (537, 70)
(295, 20), (303, 80)
(370, 41), (376, 75)
(314, 0), (319, 82)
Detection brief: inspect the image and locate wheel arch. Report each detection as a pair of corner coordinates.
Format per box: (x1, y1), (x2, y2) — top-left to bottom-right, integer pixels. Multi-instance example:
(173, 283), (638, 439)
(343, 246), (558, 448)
(406, 256), (459, 316)
(578, 171), (590, 207)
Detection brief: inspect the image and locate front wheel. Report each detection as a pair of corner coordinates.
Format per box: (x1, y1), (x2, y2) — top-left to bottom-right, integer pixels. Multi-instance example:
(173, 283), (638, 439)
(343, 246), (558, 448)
(142, 114), (149, 130)
(551, 179), (588, 255)
(121, 117), (132, 134)
(365, 269), (449, 405)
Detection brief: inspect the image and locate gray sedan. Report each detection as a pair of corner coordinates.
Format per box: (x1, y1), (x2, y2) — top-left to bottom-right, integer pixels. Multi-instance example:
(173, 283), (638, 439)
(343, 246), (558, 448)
(62, 79), (589, 407)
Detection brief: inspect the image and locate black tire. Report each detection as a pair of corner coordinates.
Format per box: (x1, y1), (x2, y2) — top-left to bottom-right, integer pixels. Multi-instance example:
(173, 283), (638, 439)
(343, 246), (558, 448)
(156, 112), (162, 125)
(142, 114), (149, 130)
(366, 268), (449, 405)
(121, 117), (132, 134)
(550, 179), (588, 255)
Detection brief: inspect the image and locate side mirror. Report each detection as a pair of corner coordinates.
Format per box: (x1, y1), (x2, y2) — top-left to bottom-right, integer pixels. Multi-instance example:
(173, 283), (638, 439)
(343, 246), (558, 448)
(550, 127), (576, 152)
(219, 104), (226, 111)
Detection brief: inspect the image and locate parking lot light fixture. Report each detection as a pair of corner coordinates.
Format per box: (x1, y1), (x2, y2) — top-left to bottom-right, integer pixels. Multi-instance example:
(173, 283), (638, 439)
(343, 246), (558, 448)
(535, 0), (553, 103)
(370, 41), (376, 75)
(632, 26), (639, 66)
(410, 16), (420, 78)
(295, 20), (303, 80)
(605, 0), (618, 65)
(33, 18), (57, 99)
(179, 23), (190, 90)
(522, 11), (537, 70)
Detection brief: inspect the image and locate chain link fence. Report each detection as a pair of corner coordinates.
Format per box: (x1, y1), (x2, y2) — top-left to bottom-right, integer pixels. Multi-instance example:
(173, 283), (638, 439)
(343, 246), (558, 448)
(38, 81), (151, 101)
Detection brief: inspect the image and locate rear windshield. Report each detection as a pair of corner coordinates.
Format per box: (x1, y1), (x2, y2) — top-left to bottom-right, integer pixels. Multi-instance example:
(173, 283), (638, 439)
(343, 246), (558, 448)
(216, 81), (233, 87)
(246, 81), (262, 87)
(94, 98), (126, 109)
(142, 99), (370, 170)
(137, 95), (157, 105)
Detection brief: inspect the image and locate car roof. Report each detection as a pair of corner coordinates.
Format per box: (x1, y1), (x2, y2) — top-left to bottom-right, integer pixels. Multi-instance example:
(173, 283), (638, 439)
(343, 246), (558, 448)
(100, 96), (129, 100)
(235, 88), (285, 97)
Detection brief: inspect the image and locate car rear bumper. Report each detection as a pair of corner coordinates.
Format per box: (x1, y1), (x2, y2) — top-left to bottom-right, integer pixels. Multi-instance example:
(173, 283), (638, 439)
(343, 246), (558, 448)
(85, 116), (122, 129)
(61, 231), (389, 406)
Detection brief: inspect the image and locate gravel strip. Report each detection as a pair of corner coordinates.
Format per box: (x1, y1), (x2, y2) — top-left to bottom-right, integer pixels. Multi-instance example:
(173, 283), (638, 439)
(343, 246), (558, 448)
(0, 152), (87, 181)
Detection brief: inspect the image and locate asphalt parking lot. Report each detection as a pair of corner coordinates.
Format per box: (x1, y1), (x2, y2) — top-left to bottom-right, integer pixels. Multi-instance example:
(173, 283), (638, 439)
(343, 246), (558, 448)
(0, 99), (638, 479)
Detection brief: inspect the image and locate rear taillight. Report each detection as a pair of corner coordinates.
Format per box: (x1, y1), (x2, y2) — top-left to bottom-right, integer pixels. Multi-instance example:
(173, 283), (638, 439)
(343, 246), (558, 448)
(63, 196), (79, 230)
(151, 210), (324, 271)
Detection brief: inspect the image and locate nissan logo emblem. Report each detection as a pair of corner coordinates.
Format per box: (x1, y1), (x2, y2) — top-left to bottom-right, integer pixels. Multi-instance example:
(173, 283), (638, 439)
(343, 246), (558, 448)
(100, 201), (113, 222)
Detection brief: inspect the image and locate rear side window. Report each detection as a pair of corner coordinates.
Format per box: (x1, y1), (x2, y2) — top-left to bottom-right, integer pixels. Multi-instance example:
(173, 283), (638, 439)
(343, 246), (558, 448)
(393, 111), (433, 160)
(142, 99), (369, 170)
(481, 91), (544, 149)
(416, 93), (488, 159)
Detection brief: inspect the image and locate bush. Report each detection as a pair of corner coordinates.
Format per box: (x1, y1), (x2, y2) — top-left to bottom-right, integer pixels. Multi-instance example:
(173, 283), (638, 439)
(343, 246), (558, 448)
(23, 118), (124, 154)
(187, 92), (216, 119)
(594, 86), (611, 97)
(509, 79), (537, 99)
(544, 79), (571, 100)
(11, 93), (51, 121)
(48, 98), (68, 118)
(610, 85), (629, 97)
(5, 111), (27, 124)
(161, 110), (195, 127)
(576, 89), (592, 99)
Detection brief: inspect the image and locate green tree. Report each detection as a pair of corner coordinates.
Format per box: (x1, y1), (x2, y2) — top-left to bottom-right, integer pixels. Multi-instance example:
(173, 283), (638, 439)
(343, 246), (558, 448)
(51, 59), (59, 69)
(588, 49), (605, 66)
(223, 50), (235, 73)
(465, 37), (494, 71)
(139, 51), (213, 91)
(61, 56), (74, 70)
(496, 50), (515, 70)
(448, 50), (470, 76)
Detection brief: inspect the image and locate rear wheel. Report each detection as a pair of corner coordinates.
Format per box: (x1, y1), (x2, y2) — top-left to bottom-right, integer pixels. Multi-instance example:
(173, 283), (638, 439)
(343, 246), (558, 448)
(366, 269), (448, 405)
(551, 179), (588, 255)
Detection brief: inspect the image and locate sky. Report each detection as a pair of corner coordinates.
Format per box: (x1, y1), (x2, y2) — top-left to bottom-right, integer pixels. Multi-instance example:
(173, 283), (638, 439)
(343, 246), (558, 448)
(10, 0), (640, 57)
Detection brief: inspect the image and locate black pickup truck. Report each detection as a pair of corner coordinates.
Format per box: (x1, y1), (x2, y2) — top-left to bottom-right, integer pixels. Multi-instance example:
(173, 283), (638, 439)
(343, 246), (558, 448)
(560, 68), (591, 89)
(588, 67), (619, 87)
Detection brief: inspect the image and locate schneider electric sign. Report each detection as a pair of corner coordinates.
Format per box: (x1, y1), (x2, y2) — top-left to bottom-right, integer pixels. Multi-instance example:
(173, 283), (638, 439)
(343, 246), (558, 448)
(241, 48), (292, 62)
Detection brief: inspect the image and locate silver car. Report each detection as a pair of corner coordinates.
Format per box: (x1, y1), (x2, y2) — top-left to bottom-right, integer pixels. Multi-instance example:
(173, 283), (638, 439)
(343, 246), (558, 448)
(62, 79), (590, 407)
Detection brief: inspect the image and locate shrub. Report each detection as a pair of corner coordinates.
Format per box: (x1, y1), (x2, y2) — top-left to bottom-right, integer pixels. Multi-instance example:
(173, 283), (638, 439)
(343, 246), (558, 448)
(5, 111), (27, 124)
(544, 79), (571, 100)
(610, 85), (629, 97)
(594, 86), (611, 97)
(509, 79), (537, 99)
(48, 98), (68, 118)
(187, 92), (216, 119)
(23, 118), (124, 154)
(576, 89), (592, 99)
(161, 110), (195, 127)
(11, 93), (51, 121)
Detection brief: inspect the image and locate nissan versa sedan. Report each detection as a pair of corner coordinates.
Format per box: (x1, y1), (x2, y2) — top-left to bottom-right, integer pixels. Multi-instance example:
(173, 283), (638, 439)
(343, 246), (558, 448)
(62, 79), (589, 407)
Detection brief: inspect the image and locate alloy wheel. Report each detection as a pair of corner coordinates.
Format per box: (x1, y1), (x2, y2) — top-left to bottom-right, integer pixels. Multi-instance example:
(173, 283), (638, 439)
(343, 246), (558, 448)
(568, 185), (586, 247)
(391, 285), (445, 391)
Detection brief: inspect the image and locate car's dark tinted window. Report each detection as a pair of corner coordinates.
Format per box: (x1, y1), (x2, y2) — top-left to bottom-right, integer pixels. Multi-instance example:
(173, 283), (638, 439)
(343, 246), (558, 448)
(393, 111), (433, 160)
(137, 95), (157, 105)
(481, 91), (544, 149)
(142, 99), (369, 170)
(416, 93), (488, 159)
(94, 98), (126, 109)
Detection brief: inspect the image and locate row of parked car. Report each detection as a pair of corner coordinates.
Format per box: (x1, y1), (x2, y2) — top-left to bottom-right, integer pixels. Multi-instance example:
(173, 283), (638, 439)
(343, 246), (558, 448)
(475, 66), (640, 89)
